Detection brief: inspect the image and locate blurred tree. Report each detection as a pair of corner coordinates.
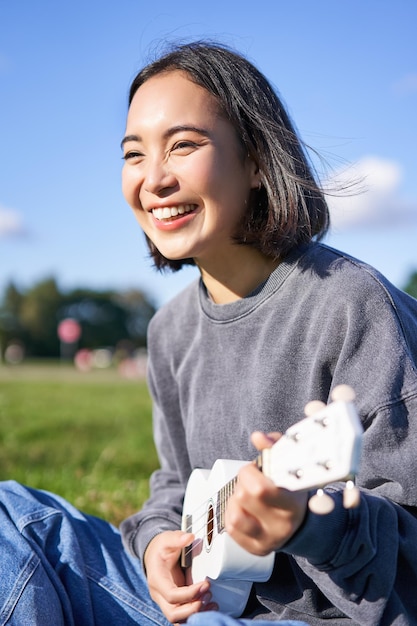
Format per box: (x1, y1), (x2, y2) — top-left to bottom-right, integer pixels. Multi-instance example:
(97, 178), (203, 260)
(60, 289), (150, 351)
(0, 278), (156, 359)
(116, 289), (156, 344)
(0, 281), (27, 355)
(403, 272), (417, 300)
(20, 277), (62, 357)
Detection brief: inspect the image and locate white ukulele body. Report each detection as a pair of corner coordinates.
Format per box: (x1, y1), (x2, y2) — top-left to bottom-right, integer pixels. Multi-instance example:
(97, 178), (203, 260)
(182, 460), (275, 616)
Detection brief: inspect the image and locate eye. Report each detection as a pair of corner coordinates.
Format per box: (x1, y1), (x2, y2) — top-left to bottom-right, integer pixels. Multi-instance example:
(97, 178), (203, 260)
(170, 140), (198, 154)
(122, 150), (144, 163)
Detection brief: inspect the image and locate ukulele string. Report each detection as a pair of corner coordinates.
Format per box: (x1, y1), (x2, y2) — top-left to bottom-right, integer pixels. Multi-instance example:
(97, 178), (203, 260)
(182, 477), (238, 558)
(182, 521), (220, 560)
(182, 477), (236, 534)
(181, 500), (222, 539)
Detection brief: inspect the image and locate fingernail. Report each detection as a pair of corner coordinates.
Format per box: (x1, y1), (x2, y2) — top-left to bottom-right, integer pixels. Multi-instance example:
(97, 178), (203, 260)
(199, 582), (210, 594)
(201, 592), (212, 604)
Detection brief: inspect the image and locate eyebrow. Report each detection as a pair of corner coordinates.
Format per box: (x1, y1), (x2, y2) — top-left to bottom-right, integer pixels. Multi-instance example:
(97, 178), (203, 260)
(120, 125), (211, 150)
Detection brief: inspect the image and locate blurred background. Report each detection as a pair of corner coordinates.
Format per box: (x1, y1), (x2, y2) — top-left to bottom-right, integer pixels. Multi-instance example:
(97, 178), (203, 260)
(1, 0), (416, 361)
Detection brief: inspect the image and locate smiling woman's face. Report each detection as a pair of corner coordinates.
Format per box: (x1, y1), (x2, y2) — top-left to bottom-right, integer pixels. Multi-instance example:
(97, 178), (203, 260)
(121, 70), (259, 267)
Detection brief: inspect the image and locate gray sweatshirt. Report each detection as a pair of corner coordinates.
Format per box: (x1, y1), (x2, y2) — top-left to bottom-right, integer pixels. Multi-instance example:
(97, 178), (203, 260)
(121, 243), (417, 625)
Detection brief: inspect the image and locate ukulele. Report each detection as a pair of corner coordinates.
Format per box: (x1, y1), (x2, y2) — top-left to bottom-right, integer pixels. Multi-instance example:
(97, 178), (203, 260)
(181, 385), (363, 616)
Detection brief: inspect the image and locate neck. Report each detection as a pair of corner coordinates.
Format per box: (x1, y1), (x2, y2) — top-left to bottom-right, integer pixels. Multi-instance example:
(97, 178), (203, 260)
(197, 248), (280, 304)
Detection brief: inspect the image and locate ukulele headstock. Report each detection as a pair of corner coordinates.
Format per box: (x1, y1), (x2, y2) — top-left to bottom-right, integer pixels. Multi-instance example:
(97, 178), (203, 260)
(260, 385), (363, 499)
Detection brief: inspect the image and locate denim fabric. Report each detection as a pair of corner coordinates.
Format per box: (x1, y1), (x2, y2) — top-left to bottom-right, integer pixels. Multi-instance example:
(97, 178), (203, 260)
(0, 481), (169, 625)
(0, 481), (308, 625)
(187, 614), (309, 626)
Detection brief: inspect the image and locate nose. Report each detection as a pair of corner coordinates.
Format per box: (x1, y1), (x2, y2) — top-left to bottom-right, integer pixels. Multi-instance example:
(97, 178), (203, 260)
(143, 157), (178, 196)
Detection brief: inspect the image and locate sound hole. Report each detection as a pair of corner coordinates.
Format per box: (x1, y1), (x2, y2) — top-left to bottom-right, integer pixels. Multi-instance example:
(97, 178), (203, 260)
(206, 503), (214, 547)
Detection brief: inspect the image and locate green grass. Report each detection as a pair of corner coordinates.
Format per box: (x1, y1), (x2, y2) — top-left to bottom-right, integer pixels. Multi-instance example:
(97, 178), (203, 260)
(0, 362), (159, 526)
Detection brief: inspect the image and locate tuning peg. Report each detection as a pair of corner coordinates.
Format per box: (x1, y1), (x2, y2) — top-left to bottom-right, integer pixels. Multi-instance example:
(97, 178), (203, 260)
(308, 489), (335, 514)
(343, 480), (361, 509)
(304, 400), (326, 417)
(330, 385), (356, 403)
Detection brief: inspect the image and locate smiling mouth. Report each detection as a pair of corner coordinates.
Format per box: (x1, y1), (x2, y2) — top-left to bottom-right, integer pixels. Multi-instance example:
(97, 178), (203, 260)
(152, 204), (196, 221)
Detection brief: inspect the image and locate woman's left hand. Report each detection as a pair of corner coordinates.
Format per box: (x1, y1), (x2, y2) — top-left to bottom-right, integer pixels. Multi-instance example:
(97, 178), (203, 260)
(224, 431), (308, 556)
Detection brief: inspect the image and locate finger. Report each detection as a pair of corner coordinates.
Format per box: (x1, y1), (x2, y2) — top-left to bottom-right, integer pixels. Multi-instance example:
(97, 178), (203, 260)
(161, 583), (216, 624)
(238, 464), (302, 511)
(227, 484), (309, 555)
(251, 431), (282, 450)
(237, 462), (276, 500)
(159, 531), (194, 566)
(168, 599), (218, 625)
(165, 580), (210, 606)
(227, 469), (268, 536)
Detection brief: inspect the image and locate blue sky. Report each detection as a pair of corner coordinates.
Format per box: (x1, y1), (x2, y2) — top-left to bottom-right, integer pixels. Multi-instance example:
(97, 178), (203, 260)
(1, 0), (416, 306)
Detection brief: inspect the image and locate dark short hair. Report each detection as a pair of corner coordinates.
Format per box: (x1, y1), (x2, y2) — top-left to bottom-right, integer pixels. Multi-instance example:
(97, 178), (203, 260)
(128, 41), (330, 271)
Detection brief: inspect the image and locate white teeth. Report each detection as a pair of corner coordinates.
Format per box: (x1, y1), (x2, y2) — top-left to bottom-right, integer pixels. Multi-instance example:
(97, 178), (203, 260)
(152, 205), (194, 220)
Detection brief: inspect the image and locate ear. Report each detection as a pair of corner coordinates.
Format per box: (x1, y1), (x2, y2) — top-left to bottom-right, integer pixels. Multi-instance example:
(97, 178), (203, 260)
(247, 155), (261, 190)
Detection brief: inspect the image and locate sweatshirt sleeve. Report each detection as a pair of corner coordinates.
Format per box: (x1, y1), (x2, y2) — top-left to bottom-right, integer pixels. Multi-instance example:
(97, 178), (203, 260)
(119, 405), (185, 561)
(280, 481), (417, 624)
(120, 317), (191, 562)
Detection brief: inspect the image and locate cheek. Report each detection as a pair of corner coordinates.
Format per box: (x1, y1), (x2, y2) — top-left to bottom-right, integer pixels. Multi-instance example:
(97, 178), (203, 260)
(180, 155), (224, 198)
(121, 174), (150, 235)
(121, 167), (141, 207)
(128, 202), (150, 237)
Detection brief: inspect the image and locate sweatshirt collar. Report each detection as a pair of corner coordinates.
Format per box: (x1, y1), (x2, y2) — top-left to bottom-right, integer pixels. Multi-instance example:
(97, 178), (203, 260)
(199, 244), (310, 322)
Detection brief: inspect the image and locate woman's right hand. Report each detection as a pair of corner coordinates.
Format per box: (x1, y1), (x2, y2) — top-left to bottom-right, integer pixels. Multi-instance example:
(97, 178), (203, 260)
(143, 530), (218, 623)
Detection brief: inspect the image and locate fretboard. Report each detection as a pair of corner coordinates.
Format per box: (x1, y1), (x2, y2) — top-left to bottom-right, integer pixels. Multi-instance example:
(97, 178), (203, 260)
(217, 476), (238, 532)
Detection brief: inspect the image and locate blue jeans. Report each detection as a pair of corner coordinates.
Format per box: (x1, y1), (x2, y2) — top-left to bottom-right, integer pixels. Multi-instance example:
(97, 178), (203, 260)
(0, 481), (308, 625)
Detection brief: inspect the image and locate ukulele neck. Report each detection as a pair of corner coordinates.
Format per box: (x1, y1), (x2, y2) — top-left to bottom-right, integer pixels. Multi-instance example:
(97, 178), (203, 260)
(217, 476), (238, 532)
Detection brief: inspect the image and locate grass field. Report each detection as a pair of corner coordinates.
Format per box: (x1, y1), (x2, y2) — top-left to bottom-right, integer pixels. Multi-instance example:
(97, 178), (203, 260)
(0, 362), (159, 526)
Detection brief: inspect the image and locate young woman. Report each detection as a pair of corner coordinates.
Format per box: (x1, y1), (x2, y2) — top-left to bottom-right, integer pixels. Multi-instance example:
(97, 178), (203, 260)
(0, 42), (416, 626)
